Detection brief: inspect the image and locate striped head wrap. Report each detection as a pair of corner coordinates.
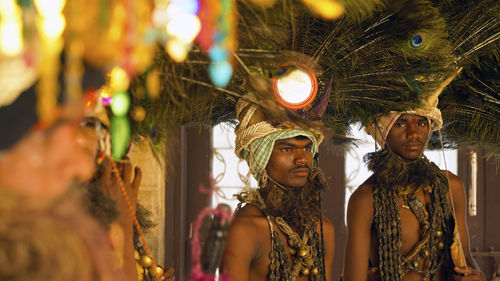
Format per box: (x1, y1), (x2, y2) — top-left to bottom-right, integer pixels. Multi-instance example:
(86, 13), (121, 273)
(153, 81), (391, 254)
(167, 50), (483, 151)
(234, 97), (323, 187)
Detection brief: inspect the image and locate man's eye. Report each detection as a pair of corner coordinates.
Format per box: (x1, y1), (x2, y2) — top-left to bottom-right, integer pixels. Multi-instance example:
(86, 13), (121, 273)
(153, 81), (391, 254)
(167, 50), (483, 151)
(281, 147), (292, 152)
(304, 147), (312, 152)
(418, 120), (428, 126)
(394, 122), (405, 128)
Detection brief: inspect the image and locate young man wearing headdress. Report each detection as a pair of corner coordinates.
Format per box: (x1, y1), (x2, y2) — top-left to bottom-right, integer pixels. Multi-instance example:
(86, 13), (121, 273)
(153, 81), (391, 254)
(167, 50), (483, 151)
(342, 73), (485, 281)
(222, 97), (335, 281)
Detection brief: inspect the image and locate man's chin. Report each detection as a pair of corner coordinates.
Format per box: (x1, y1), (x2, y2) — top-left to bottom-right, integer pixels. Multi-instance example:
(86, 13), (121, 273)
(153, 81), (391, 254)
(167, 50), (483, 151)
(400, 152), (422, 160)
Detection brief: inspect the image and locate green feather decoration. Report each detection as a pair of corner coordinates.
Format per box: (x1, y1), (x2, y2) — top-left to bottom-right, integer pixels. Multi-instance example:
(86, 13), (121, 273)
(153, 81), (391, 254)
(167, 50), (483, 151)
(128, 0), (466, 157)
(436, 0), (500, 158)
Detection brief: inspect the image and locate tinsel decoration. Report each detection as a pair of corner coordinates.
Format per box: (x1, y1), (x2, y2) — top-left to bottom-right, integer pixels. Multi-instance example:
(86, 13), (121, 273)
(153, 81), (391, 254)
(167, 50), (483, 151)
(34, 0), (67, 119)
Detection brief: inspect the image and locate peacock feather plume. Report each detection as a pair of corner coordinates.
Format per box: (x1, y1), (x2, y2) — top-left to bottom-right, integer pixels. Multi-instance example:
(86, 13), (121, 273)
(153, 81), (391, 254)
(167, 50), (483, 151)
(129, 0), (461, 156)
(436, 0), (500, 157)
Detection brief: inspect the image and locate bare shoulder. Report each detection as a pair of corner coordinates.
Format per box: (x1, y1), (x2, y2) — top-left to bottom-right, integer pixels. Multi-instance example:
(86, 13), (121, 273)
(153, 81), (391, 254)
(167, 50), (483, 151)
(442, 170), (464, 190)
(348, 176), (375, 210)
(228, 204), (269, 235)
(441, 170), (466, 203)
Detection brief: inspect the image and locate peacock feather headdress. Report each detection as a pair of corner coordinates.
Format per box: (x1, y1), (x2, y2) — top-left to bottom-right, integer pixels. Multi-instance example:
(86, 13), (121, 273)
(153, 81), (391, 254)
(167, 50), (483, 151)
(434, 0), (500, 158)
(129, 0), (462, 157)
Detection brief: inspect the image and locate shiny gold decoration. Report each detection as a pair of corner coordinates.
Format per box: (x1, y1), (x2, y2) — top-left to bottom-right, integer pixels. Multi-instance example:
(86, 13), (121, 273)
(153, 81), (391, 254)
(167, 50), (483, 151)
(437, 242), (444, 250)
(298, 248), (308, 257)
(131, 106), (146, 122)
(421, 249), (430, 258)
(436, 230), (443, 237)
(149, 265), (164, 277)
(301, 0), (344, 19)
(289, 248), (296, 255)
(301, 268), (310, 275)
(146, 68), (161, 99)
(140, 255), (153, 268)
(412, 260), (420, 268)
(109, 66), (130, 92)
(311, 267), (319, 275)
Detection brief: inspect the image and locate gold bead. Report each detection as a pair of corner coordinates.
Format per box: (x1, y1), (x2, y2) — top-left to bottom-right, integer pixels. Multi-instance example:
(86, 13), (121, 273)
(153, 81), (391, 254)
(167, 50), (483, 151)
(311, 267), (319, 275)
(437, 242), (445, 250)
(436, 230), (443, 237)
(134, 251), (140, 260)
(149, 265), (164, 277)
(421, 249), (430, 257)
(298, 249), (308, 257)
(131, 106), (146, 122)
(301, 268), (310, 275)
(289, 248), (296, 255)
(140, 255), (153, 268)
(412, 260), (420, 268)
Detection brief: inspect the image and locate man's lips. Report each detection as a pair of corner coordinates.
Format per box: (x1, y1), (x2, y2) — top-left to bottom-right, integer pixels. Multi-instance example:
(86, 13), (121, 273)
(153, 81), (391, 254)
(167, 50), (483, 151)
(405, 141), (424, 151)
(291, 167), (310, 176)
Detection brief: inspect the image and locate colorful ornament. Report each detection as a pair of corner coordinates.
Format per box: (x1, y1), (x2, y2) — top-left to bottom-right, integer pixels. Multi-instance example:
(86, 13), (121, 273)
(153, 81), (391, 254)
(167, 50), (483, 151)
(146, 68), (161, 99)
(111, 115), (130, 160)
(109, 66), (130, 92)
(272, 64), (318, 110)
(130, 106), (146, 122)
(34, 0), (67, 118)
(206, 0), (236, 87)
(0, 0), (23, 56)
(164, 0), (201, 62)
(111, 91), (131, 117)
(208, 60), (233, 87)
(301, 0), (344, 19)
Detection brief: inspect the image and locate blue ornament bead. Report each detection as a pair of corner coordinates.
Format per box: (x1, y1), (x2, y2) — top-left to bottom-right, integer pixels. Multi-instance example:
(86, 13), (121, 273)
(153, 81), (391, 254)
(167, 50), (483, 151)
(209, 46), (228, 62)
(209, 61), (233, 87)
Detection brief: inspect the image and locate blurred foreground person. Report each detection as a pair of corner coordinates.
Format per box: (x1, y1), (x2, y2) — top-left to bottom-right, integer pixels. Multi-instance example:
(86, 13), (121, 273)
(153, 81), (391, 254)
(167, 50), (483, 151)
(0, 106), (127, 281)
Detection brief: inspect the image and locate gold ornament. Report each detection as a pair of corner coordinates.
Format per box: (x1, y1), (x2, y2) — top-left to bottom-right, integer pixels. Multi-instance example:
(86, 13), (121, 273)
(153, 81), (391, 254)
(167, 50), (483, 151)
(301, 268), (310, 275)
(289, 248), (296, 255)
(298, 248), (308, 257)
(149, 265), (164, 277)
(421, 249), (430, 258)
(146, 68), (161, 99)
(437, 242), (445, 250)
(412, 260), (420, 268)
(311, 267), (319, 275)
(131, 106), (146, 122)
(436, 230), (443, 237)
(109, 66), (130, 92)
(140, 255), (153, 268)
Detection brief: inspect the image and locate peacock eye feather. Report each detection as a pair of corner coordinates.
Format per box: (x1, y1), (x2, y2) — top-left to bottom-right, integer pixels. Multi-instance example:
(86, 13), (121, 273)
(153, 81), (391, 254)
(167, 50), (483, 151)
(409, 32), (429, 49)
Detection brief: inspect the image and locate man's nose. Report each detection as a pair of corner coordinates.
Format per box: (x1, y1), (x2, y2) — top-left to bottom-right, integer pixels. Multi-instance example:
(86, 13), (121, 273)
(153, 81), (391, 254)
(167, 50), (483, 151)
(406, 125), (420, 139)
(294, 149), (309, 165)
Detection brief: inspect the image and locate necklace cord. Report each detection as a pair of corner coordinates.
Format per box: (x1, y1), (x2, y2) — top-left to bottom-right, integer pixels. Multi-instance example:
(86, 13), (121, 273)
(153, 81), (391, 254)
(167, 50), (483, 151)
(109, 158), (162, 280)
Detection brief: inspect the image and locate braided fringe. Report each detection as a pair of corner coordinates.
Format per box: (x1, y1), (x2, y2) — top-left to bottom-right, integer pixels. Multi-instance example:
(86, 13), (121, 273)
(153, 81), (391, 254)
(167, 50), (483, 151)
(371, 151), (455, 281)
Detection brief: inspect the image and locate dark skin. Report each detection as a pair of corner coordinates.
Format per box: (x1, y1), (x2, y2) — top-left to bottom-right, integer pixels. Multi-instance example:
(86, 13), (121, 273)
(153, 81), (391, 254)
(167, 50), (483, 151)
(222, 136), (335, 281)
(97, 157), (175, 281)
(343, 114), (485, 281)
